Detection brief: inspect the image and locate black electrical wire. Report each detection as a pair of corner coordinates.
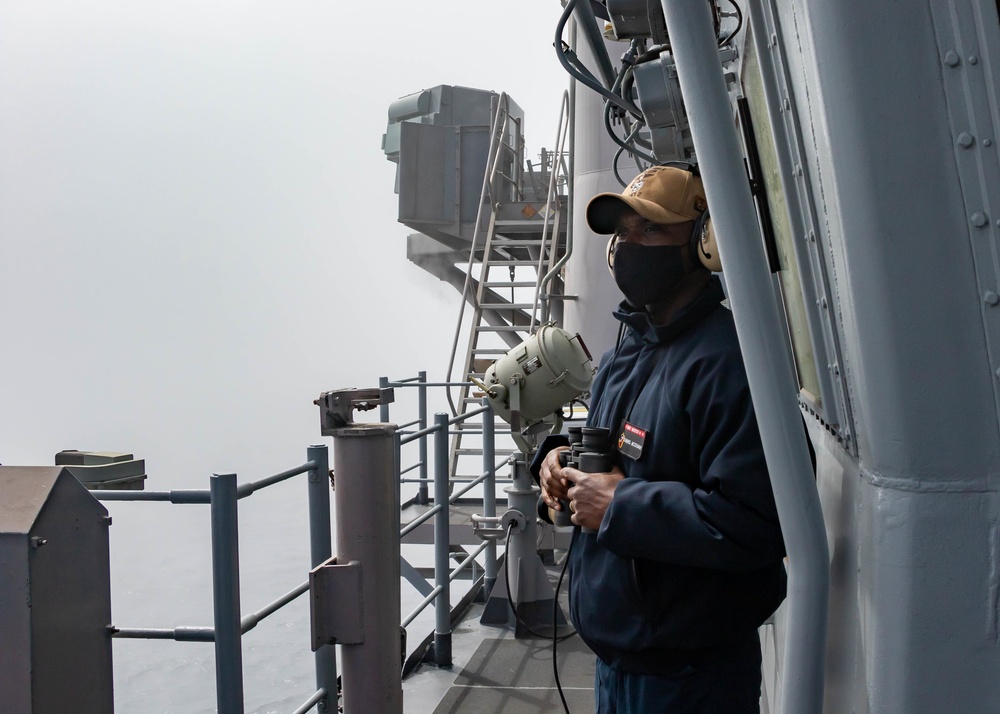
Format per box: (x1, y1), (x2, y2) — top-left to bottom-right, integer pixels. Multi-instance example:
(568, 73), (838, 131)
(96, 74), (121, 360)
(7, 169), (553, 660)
(604, 100), (658, 166)
(503, 521), (577, 642)
(554, 0), (644, 117)
(552, 525), (579, 714)
(612, 145), (631, 188)
(719, 0), (744, 47)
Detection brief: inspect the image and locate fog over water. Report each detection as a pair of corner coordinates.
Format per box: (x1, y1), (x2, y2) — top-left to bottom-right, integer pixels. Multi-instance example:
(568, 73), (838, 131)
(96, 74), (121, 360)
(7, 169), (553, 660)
(0, 2), (567, 710)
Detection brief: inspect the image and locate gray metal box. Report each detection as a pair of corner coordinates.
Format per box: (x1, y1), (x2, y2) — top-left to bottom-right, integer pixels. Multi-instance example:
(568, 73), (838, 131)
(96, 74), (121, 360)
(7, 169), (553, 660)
(0, 466), (114, 713)
(382, 85), (525, 243)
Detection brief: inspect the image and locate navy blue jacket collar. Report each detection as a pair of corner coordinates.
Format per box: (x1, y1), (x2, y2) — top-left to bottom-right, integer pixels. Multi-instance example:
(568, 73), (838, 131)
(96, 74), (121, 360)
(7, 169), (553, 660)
(613, 275), (726, 345)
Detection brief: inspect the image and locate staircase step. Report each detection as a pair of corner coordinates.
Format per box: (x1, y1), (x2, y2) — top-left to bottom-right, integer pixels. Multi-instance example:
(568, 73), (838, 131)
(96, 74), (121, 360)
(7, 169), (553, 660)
(482, 281), (538, 288)
(475, 325), (531, 332)
(479, 303), (535, 310)
(480, 260), (542, 267)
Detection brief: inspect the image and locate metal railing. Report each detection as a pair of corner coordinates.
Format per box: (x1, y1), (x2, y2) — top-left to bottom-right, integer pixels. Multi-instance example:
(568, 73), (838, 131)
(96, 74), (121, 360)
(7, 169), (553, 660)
(97, 446), (336, 714)
(383, 373), (510, 669)
(95, 371), (508, 712)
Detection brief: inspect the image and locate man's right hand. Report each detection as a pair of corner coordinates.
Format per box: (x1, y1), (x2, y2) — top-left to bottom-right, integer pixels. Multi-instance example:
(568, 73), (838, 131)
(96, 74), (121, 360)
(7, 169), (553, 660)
(539, 445), (571, 511)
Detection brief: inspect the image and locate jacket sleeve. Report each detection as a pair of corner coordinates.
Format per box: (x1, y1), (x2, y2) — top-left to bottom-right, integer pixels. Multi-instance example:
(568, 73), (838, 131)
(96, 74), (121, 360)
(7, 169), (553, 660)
(598, 341), (787, 572)
(529, 433), (570, 483)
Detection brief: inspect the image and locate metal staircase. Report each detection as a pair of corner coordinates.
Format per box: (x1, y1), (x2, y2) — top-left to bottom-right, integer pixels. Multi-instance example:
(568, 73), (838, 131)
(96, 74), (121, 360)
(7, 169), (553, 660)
(445, 93), (573, 475)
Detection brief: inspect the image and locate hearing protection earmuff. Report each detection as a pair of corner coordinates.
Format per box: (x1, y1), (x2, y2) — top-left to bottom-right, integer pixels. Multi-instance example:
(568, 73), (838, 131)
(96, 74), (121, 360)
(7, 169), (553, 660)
(690, 208), (722, 272)
(605, 208), (722, 275)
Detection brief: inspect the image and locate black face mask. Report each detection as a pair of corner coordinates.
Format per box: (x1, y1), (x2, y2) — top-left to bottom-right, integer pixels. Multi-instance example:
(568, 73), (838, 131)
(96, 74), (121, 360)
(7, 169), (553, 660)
(613, 242), (687, 307)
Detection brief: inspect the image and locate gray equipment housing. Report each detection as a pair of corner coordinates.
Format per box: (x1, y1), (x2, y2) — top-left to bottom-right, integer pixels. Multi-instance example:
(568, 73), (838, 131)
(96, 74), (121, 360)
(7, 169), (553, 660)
(0, 466), (114, 713)
(382, 84), (525, 249)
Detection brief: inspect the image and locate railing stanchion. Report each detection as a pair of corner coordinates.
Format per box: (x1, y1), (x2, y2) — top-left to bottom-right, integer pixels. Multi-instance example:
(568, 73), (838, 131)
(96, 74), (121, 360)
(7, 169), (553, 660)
(432, 412), (453, 667)
(210, 472), (245, 714)
(379, 376), (391, 423)
(417, 371), (429, 505)
(481, 398), (498, 599)
(307, 445), (337, 711)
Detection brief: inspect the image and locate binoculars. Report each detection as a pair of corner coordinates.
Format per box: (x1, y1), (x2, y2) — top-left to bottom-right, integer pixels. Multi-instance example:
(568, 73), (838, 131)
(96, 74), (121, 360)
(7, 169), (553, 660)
(539, 426), (614, 531)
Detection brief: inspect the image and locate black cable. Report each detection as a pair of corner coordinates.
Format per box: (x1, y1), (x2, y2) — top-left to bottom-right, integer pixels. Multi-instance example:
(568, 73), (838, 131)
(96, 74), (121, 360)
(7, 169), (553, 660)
(720, 0), (744, 47)
(552, 526), (579, 714)
(554, 0), (644, 117)
(503, 522), (577, 642)
(604, 99), (658, 166)
(612, 145), (630, 188)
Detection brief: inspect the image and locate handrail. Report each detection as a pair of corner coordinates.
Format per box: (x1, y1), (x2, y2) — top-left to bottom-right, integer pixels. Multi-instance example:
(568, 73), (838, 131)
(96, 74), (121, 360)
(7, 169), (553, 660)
(98, 446), (336, 713)
(444, 93), (517, 417)
(102, 374), (504, 713)
(531, 89), (573, 329)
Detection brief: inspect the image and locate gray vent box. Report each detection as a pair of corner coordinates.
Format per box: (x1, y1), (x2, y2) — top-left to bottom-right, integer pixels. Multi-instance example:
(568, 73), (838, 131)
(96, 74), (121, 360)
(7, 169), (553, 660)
(382, 84), (524, 244)
(0, 466), (114, 713)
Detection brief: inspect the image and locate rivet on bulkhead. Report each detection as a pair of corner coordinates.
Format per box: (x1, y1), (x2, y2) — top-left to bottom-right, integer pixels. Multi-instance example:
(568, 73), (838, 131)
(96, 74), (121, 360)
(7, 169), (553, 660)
(984, 138), (993, 147)
(995, 367), (1000, 379)
(957, 132), (975, 148)
(972, 212), (989, 227)
(969, 55), (979, 65)
(944, 51), (961, 66)
(984, 291), (1000, 306)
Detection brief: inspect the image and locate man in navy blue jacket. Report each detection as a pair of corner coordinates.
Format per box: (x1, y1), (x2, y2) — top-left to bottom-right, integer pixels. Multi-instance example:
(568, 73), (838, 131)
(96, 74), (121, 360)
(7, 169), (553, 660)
(535, 166), (786, 713)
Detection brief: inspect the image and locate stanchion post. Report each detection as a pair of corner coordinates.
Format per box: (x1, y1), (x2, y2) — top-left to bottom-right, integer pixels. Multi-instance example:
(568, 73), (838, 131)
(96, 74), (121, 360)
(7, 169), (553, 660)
(307, 445), (337, 711)
(432, 412), (452, 667)
(210, 472), (244, 714)
(417, 371), (429, 505)
(481, 398), (497, 598)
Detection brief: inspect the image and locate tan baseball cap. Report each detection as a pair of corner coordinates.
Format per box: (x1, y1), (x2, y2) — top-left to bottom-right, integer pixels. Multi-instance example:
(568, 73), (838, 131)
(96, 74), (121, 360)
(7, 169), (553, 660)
(586, 166), (708, 234)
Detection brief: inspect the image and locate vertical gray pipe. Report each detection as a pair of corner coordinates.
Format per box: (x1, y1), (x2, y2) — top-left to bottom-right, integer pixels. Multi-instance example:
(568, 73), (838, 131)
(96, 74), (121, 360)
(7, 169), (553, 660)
(331, 423), (402, 713)
(657, 1), (830, 712)
(417, 371), (429, 505)
(432, 413), (452, 667)
(210, 472), (244, 714)
(379, 376), (391, 423)
(481, 398), (497, 597)
(379, 375), (402, 515)
(307, 445), (338, 711)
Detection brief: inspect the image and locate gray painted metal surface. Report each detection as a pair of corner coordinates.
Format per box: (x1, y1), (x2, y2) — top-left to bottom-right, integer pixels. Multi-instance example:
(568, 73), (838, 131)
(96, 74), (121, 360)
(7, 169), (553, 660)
(561, 26), (632, 361)
(0, 467), (114, 713)
(771, 1), (1000, 711)
(659, 1), (829, 711)
(327, 421), (403, 713)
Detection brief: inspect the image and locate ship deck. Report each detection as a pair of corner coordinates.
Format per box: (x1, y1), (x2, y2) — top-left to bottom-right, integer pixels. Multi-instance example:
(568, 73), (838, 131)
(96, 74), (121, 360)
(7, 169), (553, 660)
(402, 551), (596, 714)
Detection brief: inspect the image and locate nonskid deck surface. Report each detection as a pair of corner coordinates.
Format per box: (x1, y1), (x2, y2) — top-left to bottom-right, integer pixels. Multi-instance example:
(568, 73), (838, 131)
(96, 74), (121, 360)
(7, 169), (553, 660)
(403, 555), (596, 714)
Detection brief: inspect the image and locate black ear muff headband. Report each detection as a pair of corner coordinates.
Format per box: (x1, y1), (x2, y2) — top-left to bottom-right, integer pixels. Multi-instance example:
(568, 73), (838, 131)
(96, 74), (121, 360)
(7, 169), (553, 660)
(690, 208), (723, 272)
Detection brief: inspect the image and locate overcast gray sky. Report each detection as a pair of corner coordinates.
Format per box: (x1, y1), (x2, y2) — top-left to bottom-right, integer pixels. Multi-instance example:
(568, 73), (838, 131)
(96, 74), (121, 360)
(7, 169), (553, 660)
(0, 0), (568, 484)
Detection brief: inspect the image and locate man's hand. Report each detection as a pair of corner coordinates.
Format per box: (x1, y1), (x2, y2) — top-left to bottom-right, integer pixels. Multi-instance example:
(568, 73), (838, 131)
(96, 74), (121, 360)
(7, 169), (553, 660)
(539, 446), (571, 511)
(566, 466), (625, 532)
